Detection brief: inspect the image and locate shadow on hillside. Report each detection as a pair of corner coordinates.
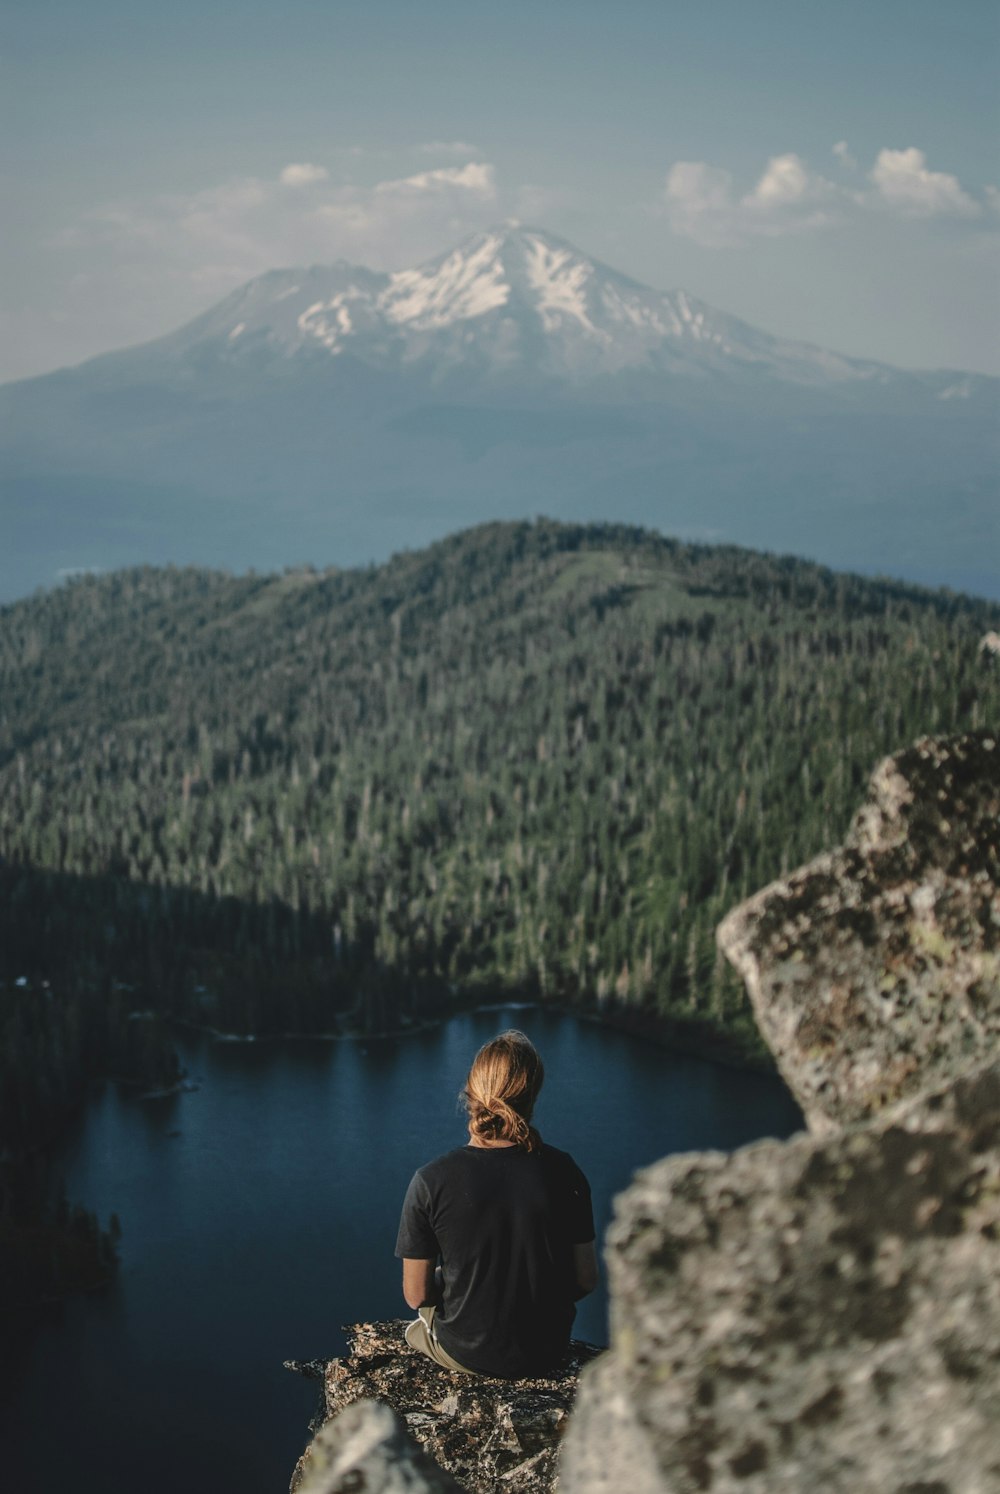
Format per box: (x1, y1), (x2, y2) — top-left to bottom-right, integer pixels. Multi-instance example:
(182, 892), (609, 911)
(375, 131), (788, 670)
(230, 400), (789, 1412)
(0, 860), (490, 1044)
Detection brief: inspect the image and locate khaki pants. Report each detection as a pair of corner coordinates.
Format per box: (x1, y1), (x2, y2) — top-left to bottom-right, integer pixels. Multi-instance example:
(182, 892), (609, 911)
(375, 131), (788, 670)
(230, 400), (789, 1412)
(404, 1306), (475, 1374)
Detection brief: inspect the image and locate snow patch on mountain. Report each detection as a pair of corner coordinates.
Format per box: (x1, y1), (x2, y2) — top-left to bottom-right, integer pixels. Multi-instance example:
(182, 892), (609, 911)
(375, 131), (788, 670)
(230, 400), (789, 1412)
(383, 234), (511, 329)
(524, 237), (598, 335)
(676, 292), (721, 346)
(298, 286), (382, 353)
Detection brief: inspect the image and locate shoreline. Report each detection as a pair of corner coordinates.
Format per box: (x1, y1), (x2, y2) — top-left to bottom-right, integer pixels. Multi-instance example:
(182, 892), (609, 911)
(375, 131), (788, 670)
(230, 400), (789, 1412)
(169, 994), (772, 1075)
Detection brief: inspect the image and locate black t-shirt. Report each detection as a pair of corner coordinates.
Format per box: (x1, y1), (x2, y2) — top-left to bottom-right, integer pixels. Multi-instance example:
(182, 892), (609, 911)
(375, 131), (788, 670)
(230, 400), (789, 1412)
(395, 1142), (595, 1379)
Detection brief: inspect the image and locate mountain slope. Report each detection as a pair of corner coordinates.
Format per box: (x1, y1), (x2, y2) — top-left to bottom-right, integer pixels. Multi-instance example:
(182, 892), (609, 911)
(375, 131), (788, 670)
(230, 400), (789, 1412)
(2, 521), (998, 1046)
(1, 226), (997, 601)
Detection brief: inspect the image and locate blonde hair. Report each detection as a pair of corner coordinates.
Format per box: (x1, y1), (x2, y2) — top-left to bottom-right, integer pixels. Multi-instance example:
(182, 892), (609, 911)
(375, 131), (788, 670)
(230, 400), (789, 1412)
(464, 1030), (544, 1152)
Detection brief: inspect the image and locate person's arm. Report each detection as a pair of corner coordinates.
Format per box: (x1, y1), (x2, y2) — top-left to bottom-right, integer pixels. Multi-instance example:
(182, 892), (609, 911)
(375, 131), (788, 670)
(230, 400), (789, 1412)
(402, 1257), (438, 1310)
(573, 1240), (599, 1299)
(396, 1170), (440, 1306)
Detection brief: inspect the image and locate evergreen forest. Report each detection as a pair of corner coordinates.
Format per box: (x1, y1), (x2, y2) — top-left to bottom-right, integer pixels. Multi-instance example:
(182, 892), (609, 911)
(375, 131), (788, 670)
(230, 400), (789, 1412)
(2, 519), (999, 1304)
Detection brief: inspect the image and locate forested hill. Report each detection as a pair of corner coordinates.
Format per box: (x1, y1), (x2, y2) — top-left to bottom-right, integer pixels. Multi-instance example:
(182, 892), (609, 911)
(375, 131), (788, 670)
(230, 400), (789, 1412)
(2, 520), (999, 1059)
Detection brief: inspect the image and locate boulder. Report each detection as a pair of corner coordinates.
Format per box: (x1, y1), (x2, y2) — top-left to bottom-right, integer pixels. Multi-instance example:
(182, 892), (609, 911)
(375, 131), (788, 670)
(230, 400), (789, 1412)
(560, 1059), (1000, 1493)
(717, 732), (999, 1135)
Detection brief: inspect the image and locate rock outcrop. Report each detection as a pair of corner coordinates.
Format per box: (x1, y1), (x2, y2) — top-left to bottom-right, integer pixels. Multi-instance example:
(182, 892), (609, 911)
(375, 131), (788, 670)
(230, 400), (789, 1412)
(717, 732), (999, 1136)
(288, 1322), (601, 1493)
(290, 731), (1000, 1492)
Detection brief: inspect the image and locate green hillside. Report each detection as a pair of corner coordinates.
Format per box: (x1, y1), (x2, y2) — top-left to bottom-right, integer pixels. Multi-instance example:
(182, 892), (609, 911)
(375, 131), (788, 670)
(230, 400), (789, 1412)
(2, 519), (998, 1110)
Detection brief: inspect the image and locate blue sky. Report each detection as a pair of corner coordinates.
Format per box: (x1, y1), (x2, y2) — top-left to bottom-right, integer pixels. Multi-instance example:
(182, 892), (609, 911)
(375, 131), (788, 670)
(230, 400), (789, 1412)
(4, 0), (998, 381)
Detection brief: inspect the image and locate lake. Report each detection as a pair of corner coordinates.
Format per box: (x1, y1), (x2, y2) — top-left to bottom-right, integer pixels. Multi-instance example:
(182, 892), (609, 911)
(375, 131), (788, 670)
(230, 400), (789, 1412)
(0, 1005), (802, 1492)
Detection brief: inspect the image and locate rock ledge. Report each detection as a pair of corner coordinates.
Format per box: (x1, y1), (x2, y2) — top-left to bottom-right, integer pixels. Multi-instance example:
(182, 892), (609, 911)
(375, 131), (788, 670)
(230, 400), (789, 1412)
(288, 1321), (602, 1493)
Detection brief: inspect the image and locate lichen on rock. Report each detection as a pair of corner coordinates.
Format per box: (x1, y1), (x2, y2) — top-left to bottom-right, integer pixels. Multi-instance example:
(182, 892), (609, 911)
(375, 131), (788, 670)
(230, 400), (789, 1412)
(287, 1321), (602, 1494)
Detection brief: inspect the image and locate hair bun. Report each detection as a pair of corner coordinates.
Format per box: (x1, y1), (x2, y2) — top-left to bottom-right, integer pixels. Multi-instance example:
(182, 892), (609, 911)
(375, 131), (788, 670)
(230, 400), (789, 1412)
(463, 1031), (544, 1152)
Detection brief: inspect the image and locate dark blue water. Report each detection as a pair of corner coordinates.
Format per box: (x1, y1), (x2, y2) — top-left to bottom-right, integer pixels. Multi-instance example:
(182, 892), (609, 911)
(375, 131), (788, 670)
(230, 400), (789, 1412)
(0, 1006), (802, 1491)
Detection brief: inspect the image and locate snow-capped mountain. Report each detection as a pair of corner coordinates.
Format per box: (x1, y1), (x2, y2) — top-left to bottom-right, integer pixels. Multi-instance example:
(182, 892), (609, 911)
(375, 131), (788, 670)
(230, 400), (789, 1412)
(1, 225), (996, 603)
(162, 224), (901, 388)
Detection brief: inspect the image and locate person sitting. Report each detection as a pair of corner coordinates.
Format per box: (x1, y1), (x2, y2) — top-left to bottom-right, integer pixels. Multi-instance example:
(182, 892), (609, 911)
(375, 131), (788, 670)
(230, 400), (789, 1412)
(395, 1028), (598, 1378)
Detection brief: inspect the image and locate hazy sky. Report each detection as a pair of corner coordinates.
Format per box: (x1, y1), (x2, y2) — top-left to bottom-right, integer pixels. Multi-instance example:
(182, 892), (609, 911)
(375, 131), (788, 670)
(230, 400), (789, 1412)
(4, 0), (999, 383)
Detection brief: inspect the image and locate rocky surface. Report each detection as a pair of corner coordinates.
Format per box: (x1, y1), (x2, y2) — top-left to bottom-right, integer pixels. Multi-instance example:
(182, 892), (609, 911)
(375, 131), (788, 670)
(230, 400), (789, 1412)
(717, 731), (999, 1136)
(288, 1321), (602, 1494)
(292, 1400), (465, 1494)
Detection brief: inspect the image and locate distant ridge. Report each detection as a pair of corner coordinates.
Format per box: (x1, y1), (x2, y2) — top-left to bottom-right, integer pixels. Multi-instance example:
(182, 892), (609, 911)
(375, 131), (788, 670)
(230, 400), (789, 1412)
(1, 226), (996, 601)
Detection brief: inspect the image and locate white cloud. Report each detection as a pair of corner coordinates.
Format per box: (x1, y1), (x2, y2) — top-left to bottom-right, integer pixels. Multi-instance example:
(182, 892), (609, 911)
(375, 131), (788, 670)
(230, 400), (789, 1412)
(54, 160), (502, 297)
(869, 148), (981, 218)
(305, 161), (499, 261)
(374, 161), (496, 197)
(742, 154), (837, 236)
(746, 153), (814, 207)
(279, 162), (330, 187)
(664, 145), (992, 245)
(665, 154), (836, 246)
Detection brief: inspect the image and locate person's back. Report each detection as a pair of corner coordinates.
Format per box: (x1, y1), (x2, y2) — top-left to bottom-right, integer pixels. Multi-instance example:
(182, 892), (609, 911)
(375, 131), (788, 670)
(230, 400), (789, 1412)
(395, 1029), (598, 1379)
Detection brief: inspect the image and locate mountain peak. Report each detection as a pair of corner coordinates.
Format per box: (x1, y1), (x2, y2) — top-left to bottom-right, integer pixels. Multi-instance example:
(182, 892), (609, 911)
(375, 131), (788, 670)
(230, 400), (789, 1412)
(378, 223), (608, 340)
(138, 225), (921, 390)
